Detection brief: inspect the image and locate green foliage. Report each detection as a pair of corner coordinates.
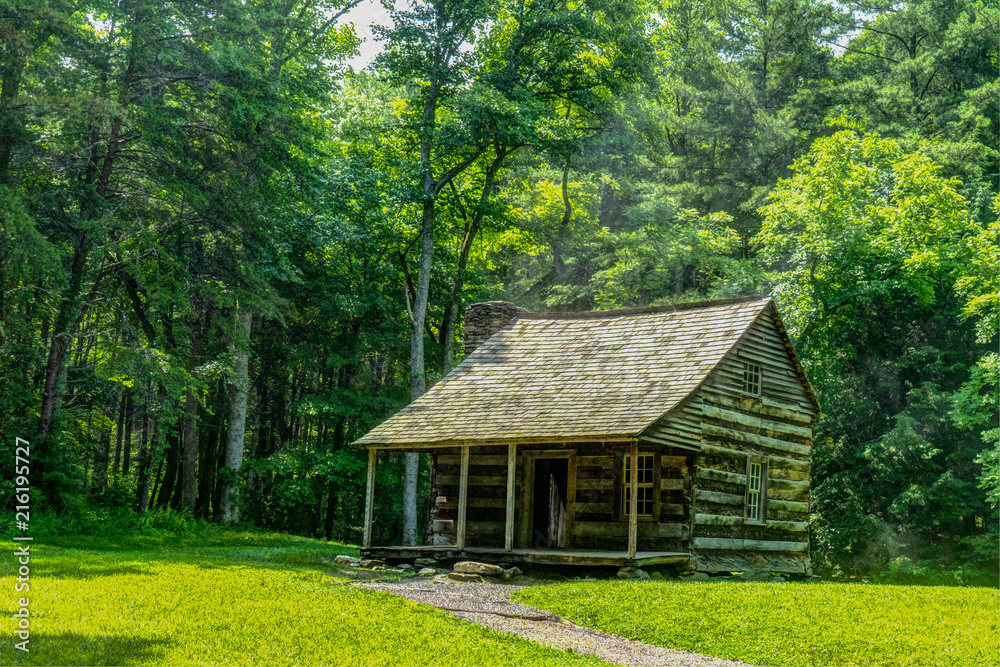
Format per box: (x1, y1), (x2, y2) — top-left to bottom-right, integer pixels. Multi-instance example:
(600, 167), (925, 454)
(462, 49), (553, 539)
(831, 0), (999, 224)
(0, 507), (206, 542)
(516, 580), (1000, 667)
(756, 129), (995, 579)
(952, 352), (1000, 511)
(590, 207), (741, 308)
(757, 129), (977, 344)
(955, 196), (1000, 343)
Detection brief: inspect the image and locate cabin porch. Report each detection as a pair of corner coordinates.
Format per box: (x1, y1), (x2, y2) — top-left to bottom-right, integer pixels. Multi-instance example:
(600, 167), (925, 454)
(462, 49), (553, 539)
(360, 440), (692, 563)
(362, 545), (692, 569)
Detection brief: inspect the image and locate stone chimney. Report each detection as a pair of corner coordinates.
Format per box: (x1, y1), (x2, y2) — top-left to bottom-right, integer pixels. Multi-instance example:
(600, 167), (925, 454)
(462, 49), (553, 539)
(463, 301), (528, 355)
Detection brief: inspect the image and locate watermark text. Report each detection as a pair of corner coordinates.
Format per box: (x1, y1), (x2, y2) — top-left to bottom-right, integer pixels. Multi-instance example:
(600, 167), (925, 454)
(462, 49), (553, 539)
(13, 436), (31, 653)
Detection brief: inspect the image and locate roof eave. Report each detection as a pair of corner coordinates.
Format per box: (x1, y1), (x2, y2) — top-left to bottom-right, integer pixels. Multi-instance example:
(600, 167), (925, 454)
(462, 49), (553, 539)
(352, 433), (640, 450)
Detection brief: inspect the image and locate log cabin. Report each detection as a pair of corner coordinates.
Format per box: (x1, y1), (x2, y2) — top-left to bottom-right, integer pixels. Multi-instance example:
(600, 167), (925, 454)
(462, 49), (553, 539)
(354, 296), (821, 574)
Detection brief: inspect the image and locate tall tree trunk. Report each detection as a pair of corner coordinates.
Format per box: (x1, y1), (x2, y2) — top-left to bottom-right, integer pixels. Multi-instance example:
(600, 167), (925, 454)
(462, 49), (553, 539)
(156, 424), (180, 508)
(37, 233), (93, 474)
(401, 60), (489, 541)
(134, 400), (149, 492)
(170, 448), (184, 510)
(400, 77), (445, 546)
(551, 157), (573, 277)
(137, 416), (158, 515)
(212, 433), (226, 523)
(180, 307), (204, 512)
(195, 385), (219, 517)
(180, 390), (199, 511)
(403, 173), (437, 545)
(244, 375), (263, 512)
(122, 389), (134, 476)
(155, 430), (179, 509)
(149, 455), (164, 510)
(441, 149), (506, 373)
(0, 30), (27, 186)
(36, 30), (138, 470)
(133, 384), (153, 506)
(113, 391), (126, 477)
(324, 417), (346, 540)
(221, 306), (252, 522)
(94, 428), (111, 493)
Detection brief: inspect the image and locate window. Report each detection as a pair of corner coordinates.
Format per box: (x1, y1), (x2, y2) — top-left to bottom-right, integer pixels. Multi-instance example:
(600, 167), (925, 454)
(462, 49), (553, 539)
(623, 453), (655, 517)
(745, 456), (767, 524)
(742, 362), (761, 395)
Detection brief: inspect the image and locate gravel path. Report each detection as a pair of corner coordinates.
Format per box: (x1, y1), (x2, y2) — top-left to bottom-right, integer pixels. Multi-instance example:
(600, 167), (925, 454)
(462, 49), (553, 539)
(360, 578), (755, 667)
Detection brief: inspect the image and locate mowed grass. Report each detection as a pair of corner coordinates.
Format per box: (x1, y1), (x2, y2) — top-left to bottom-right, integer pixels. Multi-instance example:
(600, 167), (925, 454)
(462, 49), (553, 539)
(515, 579), (1000, 667)
(0, 531), (605, 667)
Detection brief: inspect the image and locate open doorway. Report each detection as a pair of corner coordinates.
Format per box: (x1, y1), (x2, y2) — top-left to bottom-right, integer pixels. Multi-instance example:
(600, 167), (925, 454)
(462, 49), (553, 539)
(531, 458), (568, 548)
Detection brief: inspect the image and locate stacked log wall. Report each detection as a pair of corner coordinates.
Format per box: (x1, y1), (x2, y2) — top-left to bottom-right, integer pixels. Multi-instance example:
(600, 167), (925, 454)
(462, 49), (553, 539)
(572, 443), (690, 552)
(691, 310), (817, 574)
(641, 393), (704, 453)
(427, 446), (510, 547)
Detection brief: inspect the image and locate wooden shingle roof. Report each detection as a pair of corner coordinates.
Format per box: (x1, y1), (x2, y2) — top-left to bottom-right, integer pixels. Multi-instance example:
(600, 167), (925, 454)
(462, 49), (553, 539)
(356, 296), (781, 447)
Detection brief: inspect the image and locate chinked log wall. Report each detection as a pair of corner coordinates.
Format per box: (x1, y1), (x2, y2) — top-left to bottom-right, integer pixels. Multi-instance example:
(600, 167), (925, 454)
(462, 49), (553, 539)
(570, 443), (689, 552)
(426, 442), (691, 551)
(428, 446), (507, 546)
(690, 309), (816, 574)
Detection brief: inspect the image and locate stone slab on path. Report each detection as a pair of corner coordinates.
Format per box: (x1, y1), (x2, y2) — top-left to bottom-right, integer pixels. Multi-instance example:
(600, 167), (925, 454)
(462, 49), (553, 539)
(359, 578), (755, 667)
(453, 561), (506, 577)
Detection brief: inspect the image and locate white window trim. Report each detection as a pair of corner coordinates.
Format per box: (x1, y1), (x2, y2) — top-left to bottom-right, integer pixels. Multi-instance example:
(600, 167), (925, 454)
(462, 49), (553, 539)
(745, 454), (768, 524)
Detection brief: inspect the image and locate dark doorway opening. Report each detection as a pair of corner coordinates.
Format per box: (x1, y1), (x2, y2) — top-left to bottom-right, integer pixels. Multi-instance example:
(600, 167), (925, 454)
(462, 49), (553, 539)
(532, 458), (568, 548)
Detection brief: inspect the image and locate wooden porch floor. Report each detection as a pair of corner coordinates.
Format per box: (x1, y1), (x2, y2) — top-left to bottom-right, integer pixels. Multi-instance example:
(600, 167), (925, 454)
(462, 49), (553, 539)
(363, 545), (691, 568)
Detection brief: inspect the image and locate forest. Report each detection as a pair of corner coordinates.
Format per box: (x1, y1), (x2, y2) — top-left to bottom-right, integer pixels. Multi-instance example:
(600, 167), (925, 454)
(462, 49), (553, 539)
(0, 0), (996, 583)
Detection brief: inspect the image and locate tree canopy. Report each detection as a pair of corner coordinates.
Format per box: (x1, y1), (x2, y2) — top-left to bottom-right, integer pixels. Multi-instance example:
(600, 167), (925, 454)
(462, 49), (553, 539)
(0, 0), (996, 583)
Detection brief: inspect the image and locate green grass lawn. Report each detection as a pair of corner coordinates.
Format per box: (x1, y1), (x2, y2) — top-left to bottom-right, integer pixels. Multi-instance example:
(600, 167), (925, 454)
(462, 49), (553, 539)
(515, 579), (1000, 667)
(0, 530), (605, 667)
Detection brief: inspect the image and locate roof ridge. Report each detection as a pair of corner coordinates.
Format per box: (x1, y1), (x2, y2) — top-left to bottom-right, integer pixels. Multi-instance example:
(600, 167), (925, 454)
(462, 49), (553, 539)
(519, 295), (767, 320)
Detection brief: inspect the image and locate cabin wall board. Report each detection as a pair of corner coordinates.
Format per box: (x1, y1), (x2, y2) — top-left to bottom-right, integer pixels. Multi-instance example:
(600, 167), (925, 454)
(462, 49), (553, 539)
(690, 310), (815, 573)
(642, 393), (704, 452)
(580, 444), (690, 552)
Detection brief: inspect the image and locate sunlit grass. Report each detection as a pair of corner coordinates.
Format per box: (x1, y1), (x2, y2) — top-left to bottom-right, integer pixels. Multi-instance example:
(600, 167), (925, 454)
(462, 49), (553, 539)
(515, 580), (999, 667)
(0, 531), (605, 666)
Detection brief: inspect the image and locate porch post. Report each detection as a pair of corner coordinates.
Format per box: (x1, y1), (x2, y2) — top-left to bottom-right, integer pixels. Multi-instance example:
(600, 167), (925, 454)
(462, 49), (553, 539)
(628, 440), (638, 558)
(456, 445), (470, 551)
(363, 448), (377, 549)
(504, 443), (517, 551)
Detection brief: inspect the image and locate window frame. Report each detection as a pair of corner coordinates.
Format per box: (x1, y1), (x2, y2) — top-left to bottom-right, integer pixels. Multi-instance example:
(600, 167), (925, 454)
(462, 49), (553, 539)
(742, 361), (762, 396)
(744, 453), (768, 525)
(615, 450), (660, 522)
